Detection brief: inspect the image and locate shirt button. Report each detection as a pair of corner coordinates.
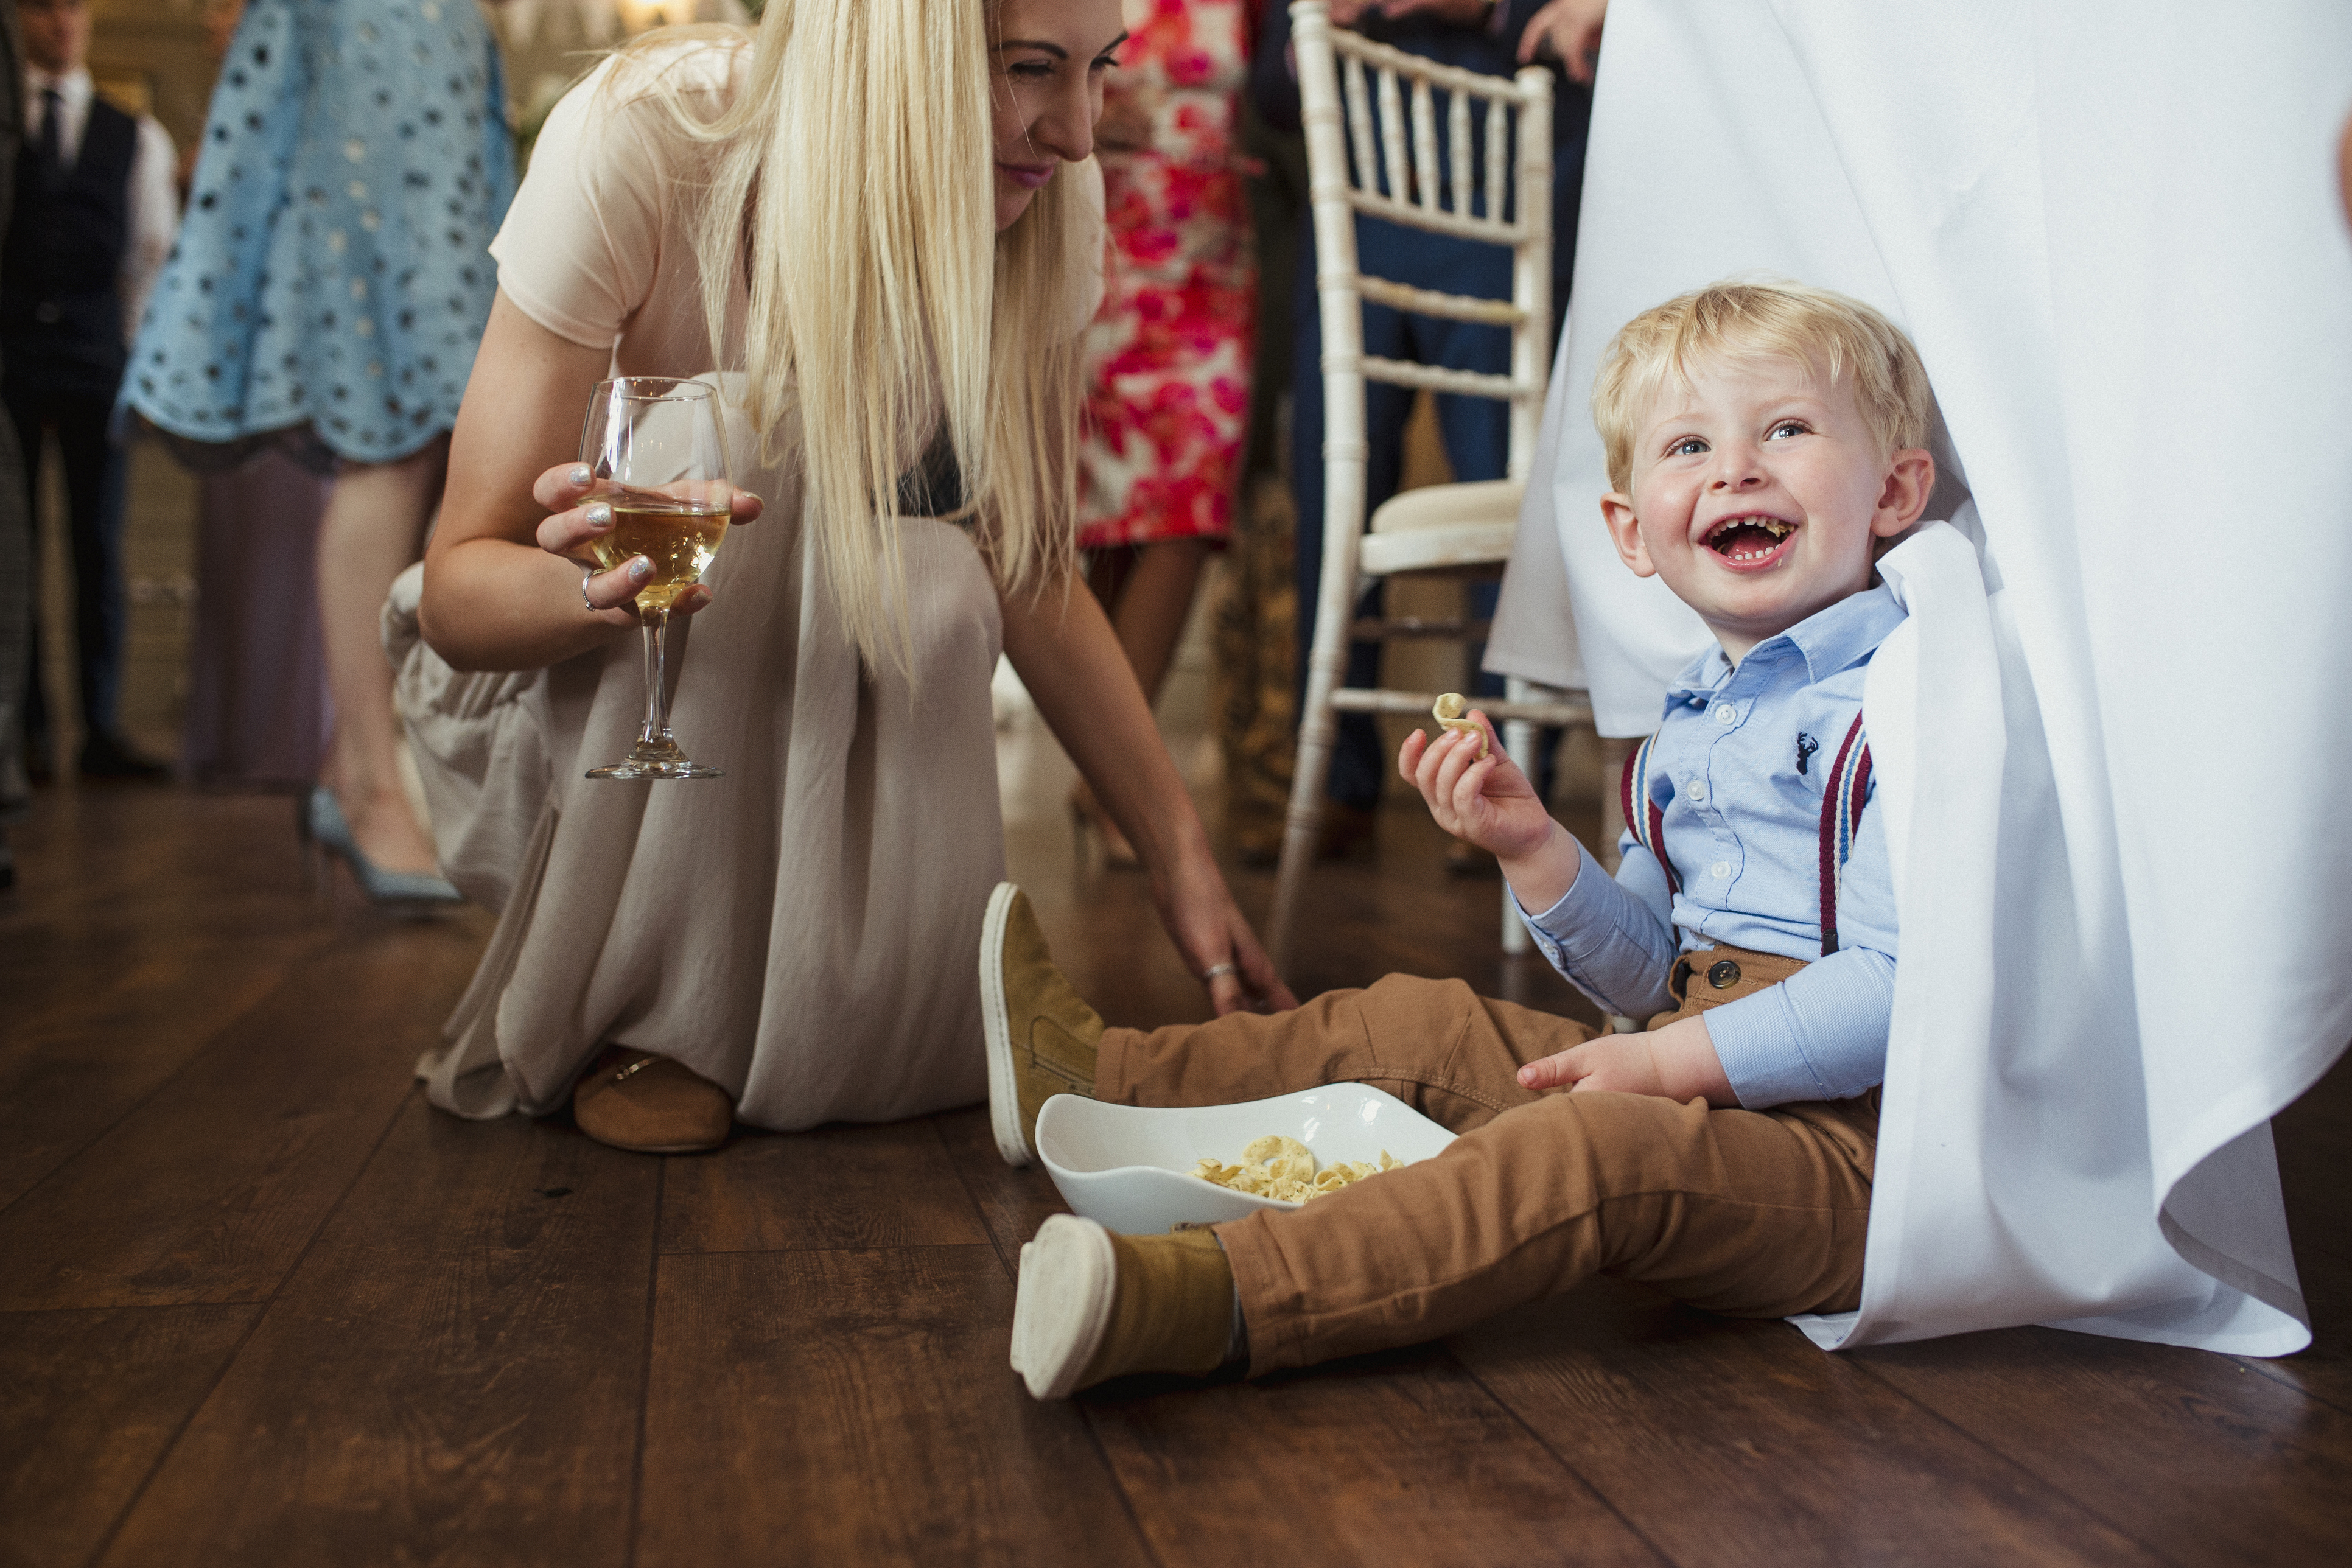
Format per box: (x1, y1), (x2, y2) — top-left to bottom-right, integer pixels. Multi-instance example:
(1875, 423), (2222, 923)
(1687, 779), (1708, 802)
(1714, 704), (1737, 726)
(1711, 861), (1731, 879)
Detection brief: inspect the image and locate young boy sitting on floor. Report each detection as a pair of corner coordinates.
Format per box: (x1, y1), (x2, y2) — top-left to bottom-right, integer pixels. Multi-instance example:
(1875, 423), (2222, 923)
(985, 279), (1935, 1399)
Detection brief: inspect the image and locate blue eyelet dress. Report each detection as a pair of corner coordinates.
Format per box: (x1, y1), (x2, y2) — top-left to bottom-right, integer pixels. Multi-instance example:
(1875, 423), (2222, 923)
(123, 0), (515, 467)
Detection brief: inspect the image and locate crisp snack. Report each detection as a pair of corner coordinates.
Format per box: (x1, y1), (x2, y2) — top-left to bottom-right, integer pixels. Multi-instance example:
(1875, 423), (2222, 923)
(1194, 1135), (1405, 1204)
(1432, 692), (1488, 760)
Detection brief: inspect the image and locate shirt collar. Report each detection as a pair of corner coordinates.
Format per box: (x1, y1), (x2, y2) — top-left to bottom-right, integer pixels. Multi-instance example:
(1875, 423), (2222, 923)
(1664, 583), (1907, 702)
(24, 66), (91, 108)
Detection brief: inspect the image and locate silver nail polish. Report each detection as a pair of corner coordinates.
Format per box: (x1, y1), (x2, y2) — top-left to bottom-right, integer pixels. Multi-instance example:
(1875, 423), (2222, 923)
(569, 464), (593, 487)
(584, 502), (612, 528)
(629, 557), (651, 581)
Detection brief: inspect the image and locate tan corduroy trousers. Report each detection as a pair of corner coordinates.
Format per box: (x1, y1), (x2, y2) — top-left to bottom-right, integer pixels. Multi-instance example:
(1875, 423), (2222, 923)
(1093, 950), (1878, 1376)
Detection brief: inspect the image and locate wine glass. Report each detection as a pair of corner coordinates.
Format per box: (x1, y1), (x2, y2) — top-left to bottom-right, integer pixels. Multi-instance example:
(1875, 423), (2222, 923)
(578, 377), (732, 780)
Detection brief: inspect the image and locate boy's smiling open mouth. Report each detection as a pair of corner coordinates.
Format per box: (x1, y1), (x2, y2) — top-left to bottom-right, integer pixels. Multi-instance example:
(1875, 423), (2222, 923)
(1701, 514), (1798, 567)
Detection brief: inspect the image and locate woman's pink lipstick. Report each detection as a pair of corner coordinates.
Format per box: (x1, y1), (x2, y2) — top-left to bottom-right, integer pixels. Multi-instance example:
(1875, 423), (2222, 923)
(998, 161), (1055, 191)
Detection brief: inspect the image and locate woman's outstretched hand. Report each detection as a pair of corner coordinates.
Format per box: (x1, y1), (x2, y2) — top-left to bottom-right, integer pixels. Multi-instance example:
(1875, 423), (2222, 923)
(1158, 841), (1298, 1016)
(998, 571), (1295, 1017)
(530, 461), (764, 623)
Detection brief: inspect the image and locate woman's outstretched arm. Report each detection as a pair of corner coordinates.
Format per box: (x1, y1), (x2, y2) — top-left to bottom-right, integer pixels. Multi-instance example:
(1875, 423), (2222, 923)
(421, 292), (761, 672)
(1002, 578), (1299, 1015)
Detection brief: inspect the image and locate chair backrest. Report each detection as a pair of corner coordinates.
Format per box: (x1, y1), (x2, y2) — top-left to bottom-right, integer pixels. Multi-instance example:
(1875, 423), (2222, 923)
(1290, 0), (1554, 483)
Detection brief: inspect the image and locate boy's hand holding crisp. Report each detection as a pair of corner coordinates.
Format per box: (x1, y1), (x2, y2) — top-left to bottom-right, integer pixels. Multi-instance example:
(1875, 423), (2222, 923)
(1399, 710), (1581, 916)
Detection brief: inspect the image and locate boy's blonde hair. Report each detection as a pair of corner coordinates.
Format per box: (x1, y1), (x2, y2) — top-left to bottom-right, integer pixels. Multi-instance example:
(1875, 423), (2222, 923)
(1591, 281), (1931, 495)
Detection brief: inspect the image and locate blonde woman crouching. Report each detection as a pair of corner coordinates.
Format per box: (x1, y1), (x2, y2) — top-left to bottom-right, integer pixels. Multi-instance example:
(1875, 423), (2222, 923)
(401, 0), (1295, 1152)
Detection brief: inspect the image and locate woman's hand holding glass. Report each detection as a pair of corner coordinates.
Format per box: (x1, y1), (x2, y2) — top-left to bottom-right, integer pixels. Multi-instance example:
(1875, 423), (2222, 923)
(532, 462), (764, 623)
(541, 377), (757, 779)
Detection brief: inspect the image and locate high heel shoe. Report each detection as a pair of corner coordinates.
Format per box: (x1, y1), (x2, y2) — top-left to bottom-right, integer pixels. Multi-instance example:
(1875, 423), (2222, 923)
(304, 786), (464, 909)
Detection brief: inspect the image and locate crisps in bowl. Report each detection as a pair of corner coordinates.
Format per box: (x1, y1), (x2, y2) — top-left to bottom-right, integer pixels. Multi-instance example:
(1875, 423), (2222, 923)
(1195, 1135), (1405, 1203)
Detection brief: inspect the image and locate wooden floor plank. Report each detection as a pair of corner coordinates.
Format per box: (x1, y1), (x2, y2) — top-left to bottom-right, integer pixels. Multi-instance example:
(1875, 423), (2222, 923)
(659, 1120), (989, 1256)
(1449, 1278), (2164, 1567)
(0, 917), (489, 1311)
(2237, 1044), (2352, 1411)
(0, 1304), (257, 1568)
(0, 791), (341, 1212)
(0, 793), (321, 999)
(934, 1106), (1071, 1273)
(639, 1246), (1155, 1567)
(2242, 1240), (2352, 1412)
(1853, 1324), (2352, 1566)
(0, 790), (300, 926)
(1079, 1348), (1666, 1568)
(0, 931), (332, 1213)
(96, 1102), (660, 1568)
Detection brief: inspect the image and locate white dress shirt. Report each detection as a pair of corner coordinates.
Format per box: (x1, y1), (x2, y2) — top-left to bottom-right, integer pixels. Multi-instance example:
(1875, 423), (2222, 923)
(21, 64), (179, 344)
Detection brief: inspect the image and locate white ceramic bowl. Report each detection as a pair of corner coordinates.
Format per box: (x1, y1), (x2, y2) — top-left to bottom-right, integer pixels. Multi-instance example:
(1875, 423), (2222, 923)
(1035, 1084), (1457, 1235)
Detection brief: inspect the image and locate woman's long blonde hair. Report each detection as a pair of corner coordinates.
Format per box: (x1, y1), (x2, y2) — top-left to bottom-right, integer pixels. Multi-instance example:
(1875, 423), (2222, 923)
(620, 2), (1085, 671)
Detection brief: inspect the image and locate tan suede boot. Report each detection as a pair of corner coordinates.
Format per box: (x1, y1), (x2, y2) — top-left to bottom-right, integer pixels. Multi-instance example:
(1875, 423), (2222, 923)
(980, 883), (1105, 1167)
(572, 1046), (733, 1154)
(1010, 1215), (1237, 1399)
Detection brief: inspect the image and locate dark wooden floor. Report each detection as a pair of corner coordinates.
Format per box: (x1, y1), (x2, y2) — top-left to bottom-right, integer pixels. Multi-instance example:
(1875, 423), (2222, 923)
(5, 716), (2351, 1565)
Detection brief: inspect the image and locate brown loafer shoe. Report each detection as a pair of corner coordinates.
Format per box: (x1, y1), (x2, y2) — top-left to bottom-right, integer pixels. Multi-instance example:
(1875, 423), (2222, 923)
(980, 883), (1104, 1167)
(572, 1046), (733, 1153)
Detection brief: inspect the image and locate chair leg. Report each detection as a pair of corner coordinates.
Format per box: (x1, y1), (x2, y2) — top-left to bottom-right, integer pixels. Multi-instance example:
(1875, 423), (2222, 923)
(1269, 637), (1349, 976)
(1270, 307), (1371, 973)
(1500, 679), (1543, 954)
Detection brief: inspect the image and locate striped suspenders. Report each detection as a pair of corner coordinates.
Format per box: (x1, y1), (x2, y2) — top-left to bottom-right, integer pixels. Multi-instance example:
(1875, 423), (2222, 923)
(1620, 733), (1681, 898)
(1619, 712), (1872, 957)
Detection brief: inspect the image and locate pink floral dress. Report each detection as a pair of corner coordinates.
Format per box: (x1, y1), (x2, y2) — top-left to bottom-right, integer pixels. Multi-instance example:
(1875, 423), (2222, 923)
(1077, 0), (1256, 550)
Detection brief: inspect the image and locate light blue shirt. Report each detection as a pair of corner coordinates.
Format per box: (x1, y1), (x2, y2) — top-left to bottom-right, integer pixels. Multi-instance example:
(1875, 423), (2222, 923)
(1519, 586), (1903, 1108)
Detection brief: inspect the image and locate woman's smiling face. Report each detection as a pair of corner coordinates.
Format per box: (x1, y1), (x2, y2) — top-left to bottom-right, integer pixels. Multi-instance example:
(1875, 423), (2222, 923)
(1599, 354), (1934, 662)
(989, 0), (1125, 230)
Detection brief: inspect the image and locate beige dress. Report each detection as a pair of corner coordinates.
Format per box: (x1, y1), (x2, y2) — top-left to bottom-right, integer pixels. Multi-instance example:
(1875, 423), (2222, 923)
(391, 37), (1102, 1130)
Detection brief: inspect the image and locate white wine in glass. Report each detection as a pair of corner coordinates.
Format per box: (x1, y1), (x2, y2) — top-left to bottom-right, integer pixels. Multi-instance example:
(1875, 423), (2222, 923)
(579, 377), (731, 780)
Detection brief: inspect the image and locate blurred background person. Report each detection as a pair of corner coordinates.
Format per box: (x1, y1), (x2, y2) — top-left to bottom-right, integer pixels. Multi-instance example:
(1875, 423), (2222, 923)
(171, 0), (335, 795)
(1070, 0), (1258, 867)
(0, 0), (27, 889)
(1209, 0), (1305, 867)
(2, 0), (178, 782)
(123, 0), (514, 904)
(1516, 0), (1606, 83)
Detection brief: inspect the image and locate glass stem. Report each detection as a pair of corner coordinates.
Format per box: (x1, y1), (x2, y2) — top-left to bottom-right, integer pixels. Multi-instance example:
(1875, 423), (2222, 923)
(639, 607), (671, 749)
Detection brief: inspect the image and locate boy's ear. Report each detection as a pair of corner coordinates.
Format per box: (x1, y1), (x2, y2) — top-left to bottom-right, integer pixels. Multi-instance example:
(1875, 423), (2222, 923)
(1599, 493), (1656, 576)
(1872, 448), (1937, 538)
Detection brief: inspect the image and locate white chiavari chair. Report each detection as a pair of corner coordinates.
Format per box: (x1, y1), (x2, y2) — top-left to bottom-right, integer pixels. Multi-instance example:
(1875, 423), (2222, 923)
(1269, 0), (1593, 970)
